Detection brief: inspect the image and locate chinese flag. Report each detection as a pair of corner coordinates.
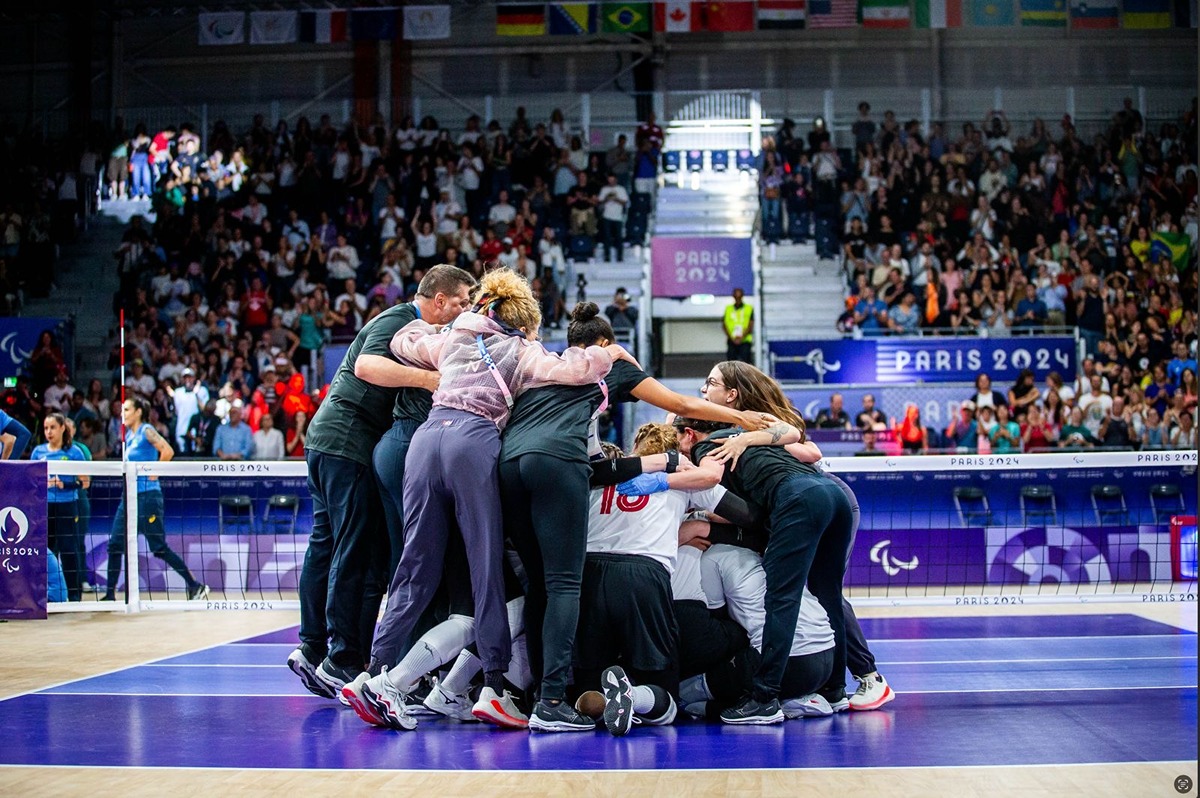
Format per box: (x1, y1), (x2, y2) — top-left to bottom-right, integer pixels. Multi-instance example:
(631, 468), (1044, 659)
(702, 1), (756, 29)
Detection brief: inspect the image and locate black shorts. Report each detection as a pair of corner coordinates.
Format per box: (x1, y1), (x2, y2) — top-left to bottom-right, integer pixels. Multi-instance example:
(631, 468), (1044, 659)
(574, 553), (678, 673)
(674, 599), (750, 679)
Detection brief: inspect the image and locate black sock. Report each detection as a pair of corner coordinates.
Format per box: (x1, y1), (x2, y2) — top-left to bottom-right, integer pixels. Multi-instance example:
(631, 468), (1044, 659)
(484, 670), (505, 693)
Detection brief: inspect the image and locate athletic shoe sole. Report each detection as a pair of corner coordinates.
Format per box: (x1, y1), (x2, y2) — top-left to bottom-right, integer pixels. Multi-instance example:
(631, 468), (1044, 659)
(360, 683), (417, 731)
(472, 697), (530, 730)
(829, 697), (850, 713)
(850, 684), (895, 711)
(601, 666), (635, 737)
(527, 717), (596, 733)
(721, 710), (785, 725)
(343, 683), (388, 727)
(287, 651), (335, 699)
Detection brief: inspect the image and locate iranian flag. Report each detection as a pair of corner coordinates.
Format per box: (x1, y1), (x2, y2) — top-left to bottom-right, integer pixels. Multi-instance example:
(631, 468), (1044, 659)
(915, 0), (964, 25)
(861, 0), (912, 26)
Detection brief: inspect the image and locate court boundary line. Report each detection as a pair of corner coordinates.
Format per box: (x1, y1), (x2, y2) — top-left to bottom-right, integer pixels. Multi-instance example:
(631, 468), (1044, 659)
(1, 759), (1196, 774)
(0, 621), (299, 705)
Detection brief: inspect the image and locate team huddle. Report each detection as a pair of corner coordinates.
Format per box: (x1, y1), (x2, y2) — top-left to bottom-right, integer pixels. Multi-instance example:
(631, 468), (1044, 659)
(286, 263), (894, 734)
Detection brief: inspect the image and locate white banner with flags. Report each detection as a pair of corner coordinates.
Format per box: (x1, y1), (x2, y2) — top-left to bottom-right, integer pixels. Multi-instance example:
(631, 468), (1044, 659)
(250, 11), (299, 45)
(403, 5), (451, 39)
(198, 12), (246, 46)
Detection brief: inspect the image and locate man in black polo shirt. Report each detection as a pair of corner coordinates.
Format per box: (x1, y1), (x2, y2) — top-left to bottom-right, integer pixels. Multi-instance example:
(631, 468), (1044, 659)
(815, 393), (852, 430)
(288, 264), (476, 699)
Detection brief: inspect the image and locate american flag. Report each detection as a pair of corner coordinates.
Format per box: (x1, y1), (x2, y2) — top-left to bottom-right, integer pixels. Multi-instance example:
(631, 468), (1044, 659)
(808, 0), (859, 26)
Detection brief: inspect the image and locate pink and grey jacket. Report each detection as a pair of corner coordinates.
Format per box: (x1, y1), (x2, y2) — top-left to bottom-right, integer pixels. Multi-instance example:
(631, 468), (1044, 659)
(390, 311), (612, 431)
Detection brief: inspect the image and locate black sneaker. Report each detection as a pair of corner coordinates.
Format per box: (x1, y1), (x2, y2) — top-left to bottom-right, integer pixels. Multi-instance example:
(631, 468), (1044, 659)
(601, 666), (635, 737)
(187, 583), (210, 601)
(528, 699), (598, 733)
(315, 657), (361, 699)
(719, 695), (785, 726)
(287, 644), (334, 698)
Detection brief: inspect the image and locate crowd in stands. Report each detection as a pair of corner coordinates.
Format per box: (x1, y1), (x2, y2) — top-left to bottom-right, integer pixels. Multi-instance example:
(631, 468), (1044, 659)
(2, 107), (663, 459)
(757, 99), (1198, 347)
(811, 355), (1197, 454)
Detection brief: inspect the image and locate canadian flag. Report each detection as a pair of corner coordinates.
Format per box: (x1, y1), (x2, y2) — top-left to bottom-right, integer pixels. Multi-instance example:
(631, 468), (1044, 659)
(654, 0), (698, 31)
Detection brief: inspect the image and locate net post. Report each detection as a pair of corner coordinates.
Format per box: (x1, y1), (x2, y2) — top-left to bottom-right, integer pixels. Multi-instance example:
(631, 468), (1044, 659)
(124, 463), (140, 613)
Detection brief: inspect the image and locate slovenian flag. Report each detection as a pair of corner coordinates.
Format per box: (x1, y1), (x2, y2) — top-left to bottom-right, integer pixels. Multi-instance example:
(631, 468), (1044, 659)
(1070, 0), (1119, 25)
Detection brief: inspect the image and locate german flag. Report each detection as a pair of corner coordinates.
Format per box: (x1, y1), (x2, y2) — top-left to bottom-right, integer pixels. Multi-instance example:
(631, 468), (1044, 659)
(497, 3), (547, 35)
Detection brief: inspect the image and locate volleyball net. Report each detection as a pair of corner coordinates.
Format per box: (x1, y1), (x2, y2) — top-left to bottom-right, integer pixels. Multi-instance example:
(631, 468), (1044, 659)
(3, 449), (1195, 616)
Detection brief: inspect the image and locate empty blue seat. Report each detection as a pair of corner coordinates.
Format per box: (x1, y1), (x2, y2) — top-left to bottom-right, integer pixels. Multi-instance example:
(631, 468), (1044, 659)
(710, 150), (730, 171)
(686, 150), (704, 171)
(736, 150), (756, 171)
(662, 151), (681, 172)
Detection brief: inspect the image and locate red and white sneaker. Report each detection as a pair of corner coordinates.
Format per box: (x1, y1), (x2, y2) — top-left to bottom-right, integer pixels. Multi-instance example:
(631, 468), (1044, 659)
(849, 673), (895, 711)
(471, 686), (529, 730)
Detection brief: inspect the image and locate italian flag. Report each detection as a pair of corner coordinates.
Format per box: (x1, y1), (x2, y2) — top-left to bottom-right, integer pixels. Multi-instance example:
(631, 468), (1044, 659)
(915, 0), (964, 25)
(861, 0), (912, 27)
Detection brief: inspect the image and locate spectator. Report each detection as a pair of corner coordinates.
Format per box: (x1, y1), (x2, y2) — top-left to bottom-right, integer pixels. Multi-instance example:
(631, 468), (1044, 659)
(887, 291), (920, 334)
(1098, 396), (1135, 449)
(251, 412), (285, 460)
(604, 288), (638, 335)
(125, 359), (156, 400)
(1078, 375), (1113, 437)
(989, 404), (1021, 454)
(214, 402), (254, 461)
(43, 368), (76, 414)
(855, 394), (887, 430)
(1020, 405), (1057, 451)
(893, 404), (928, 453)
(186, 399), (220, 457)
(168, 368), (209, 451)
(1007, 369), (1040, 421)
(1167, 409), (1196, 449)
(1013, 283), (1048, 330)
(852, 286), (888, 336)
(856, 428), (886, 456)
(1059, 407), (1099, 448)
(597, 174), (629, 263)
(815, 393), (852, 430)
(969, 373), (1007, 412)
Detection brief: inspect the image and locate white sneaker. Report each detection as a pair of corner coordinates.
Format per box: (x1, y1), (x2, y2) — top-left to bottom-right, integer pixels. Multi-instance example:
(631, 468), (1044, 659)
(849, 673), (895, 711)
(424, 683), (478, 722)
(344, 671), (417, 730)
(782, 693), (834, 719)
(471, 686), (529, 730)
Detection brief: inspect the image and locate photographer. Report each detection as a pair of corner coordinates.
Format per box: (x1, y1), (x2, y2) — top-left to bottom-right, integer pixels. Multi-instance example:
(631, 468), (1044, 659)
(605, 287), (638, 336)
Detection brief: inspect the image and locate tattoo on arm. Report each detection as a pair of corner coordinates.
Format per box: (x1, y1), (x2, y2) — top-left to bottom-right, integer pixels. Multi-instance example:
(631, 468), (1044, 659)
(143, 427), (161, 444)
(768, 423), (785, 445)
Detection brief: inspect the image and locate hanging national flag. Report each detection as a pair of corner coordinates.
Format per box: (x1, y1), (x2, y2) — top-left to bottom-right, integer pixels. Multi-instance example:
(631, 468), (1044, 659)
(549, 3), (599, 34)
(403, 5), (451, 40)
(249, 11), (299, 45)
(497, 3), (547, 35)
(655, 0), (699, 31)
(1150, 231), (1193, 270)
(1122, 0), (1172, 24)
(702, 1), (757, 30)
(970, 0), (1016, 23)
(198, 12), (246, 46)
(809, 0), (860, 26)
(351, 8), (399, 41)
(602, 2), (652, 31)
(758, 0), (808, 27)
(915, 0), (964, 25)
(1020, 0), (1068, 24)
(861, 0), (912, 26)
(1071, 0), (1120, 24)
(299, 10), (349, 43)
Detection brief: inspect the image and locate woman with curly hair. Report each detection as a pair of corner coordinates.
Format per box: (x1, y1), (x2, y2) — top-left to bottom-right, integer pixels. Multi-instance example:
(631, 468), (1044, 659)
(345, 270), (630, 733)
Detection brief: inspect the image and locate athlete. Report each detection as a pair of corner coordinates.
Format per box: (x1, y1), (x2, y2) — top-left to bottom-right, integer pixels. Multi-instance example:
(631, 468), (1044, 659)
(103, 397), (208, 602)
(346, 270), (628, 732)
(498, 302), (771, 732)
(288, 264), (476, 700)
(0, 406), (33, 460)
(30, 413), (88, 601)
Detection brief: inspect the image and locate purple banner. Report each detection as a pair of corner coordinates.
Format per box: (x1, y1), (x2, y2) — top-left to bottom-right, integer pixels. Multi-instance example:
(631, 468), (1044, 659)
(651, 236), (753, 298)
(769, 336), (1076, 384)
(0, 317), (69, 380)
(0, 462), (48, 620)
(846, 527), (986, 588)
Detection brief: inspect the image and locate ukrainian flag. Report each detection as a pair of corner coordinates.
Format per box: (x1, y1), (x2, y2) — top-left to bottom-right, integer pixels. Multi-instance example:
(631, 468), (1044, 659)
(1021, 0), (1068, 24)
(1123, 0), (1173, 26)
(548, 2), (599, 34)
(1150, 231), (1192, 270)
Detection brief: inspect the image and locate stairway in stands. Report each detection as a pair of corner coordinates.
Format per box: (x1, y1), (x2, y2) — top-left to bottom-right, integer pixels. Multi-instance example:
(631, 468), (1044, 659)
(20, 203), (141, 388)
(759, 240), (847, 342)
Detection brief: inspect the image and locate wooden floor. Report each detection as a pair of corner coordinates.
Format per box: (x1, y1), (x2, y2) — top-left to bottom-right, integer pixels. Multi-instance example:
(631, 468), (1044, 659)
(2, 602), (1196, 798)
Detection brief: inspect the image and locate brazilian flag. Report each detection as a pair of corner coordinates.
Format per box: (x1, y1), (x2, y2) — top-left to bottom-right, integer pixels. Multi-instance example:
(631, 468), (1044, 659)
(1149, 231), (1193, 271)
(602, 2), (652, 32)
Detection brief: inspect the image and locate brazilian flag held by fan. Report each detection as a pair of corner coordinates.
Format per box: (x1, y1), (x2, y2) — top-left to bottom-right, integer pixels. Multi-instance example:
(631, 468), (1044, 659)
(1148, 231), (1193, 271)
